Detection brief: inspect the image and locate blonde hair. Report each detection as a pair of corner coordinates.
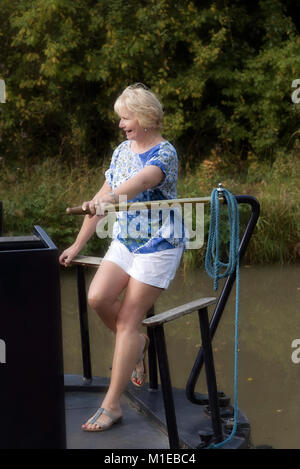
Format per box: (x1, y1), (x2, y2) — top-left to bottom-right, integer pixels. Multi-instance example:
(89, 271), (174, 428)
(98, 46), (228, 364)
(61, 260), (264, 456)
(114, 83), (164, 130)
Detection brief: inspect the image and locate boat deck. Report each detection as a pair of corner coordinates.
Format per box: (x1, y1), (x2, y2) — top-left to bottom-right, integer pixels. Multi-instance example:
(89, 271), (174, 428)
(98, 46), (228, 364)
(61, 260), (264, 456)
(64, 375), (250, 450)
(65, 390), (169, 450)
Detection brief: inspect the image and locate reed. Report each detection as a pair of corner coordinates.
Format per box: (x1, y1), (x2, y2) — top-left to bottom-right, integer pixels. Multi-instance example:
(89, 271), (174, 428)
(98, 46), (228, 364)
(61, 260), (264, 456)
(0, 156), (110, 256)
(179, 149), (300, 267)
(0, 150), (299, 268)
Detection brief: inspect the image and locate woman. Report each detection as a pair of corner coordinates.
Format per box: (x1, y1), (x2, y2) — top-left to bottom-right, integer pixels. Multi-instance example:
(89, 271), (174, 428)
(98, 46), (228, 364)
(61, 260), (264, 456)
(59, 83), (185, 432)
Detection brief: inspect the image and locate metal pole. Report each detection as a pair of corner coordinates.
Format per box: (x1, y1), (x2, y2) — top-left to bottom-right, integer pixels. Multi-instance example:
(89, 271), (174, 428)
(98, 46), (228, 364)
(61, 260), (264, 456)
(0, 201), (2, 236)
(154, 325), (180, 449)
(146, 306), (158, 390)
(76, 265), (92, 382)
(198, 307), (223, 443)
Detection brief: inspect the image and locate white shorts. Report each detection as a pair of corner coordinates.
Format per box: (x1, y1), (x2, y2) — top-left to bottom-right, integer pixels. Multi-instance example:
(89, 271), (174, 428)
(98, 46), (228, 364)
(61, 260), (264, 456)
(103, 240), (183, 289)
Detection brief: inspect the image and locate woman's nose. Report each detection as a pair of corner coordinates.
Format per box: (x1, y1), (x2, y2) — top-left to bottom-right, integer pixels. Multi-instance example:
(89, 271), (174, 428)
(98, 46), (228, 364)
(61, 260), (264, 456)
(119, 119), (124, 128)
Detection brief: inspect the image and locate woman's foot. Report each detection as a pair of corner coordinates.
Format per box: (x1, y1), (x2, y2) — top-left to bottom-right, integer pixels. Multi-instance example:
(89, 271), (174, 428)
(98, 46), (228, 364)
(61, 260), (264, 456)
(131, 333), (149, 388)
(82, 406), (123, 432)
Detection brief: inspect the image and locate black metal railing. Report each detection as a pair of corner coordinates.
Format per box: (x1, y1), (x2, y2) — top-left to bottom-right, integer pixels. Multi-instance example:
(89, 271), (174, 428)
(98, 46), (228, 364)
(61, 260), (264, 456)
(0, 201), (3, 236)
(185, 195), (260, 404)
(72, 194), (260, 448)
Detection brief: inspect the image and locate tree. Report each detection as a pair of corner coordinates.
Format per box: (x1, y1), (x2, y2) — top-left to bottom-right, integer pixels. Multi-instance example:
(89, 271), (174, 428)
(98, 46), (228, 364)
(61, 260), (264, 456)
(0, 0), (299, 164)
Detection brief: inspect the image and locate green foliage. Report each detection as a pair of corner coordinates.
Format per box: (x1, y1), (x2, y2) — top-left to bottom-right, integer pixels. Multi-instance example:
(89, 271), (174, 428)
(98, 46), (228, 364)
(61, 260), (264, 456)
(0, 156), (110, 255)
(0, 0), (299, 164)
(2, 149), (298, 268)
(179, 147), (300, 266)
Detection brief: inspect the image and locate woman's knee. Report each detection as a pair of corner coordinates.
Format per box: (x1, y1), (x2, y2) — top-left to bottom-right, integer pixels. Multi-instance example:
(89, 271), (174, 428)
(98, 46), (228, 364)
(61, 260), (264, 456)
(87, 289), (111, 314)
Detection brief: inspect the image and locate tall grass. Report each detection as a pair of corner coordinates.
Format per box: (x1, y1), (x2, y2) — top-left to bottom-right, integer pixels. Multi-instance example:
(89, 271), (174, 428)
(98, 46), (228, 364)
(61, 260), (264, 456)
(0, 149), (299, 268)
(0, 156), (111, 256)
(179, 149), (300, 268)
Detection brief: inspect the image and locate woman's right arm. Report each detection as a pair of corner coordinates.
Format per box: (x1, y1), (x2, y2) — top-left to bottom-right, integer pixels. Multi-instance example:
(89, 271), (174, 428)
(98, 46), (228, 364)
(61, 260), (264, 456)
(59, 181), (111, 266)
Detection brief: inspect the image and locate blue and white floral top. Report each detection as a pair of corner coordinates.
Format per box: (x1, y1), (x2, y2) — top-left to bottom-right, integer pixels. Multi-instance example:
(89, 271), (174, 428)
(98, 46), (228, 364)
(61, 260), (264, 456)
(105, 140), (185, 254)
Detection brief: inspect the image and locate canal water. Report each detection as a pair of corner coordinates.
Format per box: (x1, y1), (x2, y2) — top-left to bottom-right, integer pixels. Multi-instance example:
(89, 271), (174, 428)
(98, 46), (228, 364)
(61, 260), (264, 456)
(60, 263), (300, 449)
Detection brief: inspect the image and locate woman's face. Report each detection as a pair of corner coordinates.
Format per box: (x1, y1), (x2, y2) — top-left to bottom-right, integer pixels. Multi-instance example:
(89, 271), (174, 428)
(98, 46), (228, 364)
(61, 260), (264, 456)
(118, 108), (144, 141)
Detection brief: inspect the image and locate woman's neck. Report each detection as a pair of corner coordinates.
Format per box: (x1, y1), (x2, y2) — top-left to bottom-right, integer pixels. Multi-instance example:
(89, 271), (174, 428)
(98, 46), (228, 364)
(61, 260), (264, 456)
(130, 130), (164, 154)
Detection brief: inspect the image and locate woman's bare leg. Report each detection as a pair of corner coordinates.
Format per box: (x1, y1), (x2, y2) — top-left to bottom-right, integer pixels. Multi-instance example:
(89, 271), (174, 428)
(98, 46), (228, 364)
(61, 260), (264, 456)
(88, 259), (147, 380)
(87, 259), (130, 332)
(83, 277), (163, 430)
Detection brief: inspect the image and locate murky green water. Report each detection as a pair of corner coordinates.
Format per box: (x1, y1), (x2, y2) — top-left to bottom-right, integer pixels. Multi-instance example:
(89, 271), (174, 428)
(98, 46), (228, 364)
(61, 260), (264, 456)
(60, 263), (300, 449)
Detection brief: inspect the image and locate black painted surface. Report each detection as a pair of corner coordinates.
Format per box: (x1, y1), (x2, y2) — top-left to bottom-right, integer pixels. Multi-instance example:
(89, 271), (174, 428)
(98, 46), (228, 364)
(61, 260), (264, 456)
(0, 226), (66, 449)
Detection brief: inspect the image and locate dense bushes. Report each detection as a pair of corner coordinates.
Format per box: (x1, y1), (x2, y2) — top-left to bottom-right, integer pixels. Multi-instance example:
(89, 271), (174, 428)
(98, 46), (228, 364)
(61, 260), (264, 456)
(178, 149), (300, 267)
(0, 1), (299, 266)
(1, 149), (299, 266)
(0, 0), (300, 164)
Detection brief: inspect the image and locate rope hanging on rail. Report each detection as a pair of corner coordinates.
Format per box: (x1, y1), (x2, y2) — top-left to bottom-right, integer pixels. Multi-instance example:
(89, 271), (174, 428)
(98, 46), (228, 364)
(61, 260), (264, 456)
(205, 186), (239, 291)
(205, 185), (240, 449)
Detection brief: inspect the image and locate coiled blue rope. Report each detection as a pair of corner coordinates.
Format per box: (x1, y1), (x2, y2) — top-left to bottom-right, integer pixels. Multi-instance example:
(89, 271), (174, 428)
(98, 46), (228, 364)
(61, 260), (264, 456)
(205, 187), (240, 449)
